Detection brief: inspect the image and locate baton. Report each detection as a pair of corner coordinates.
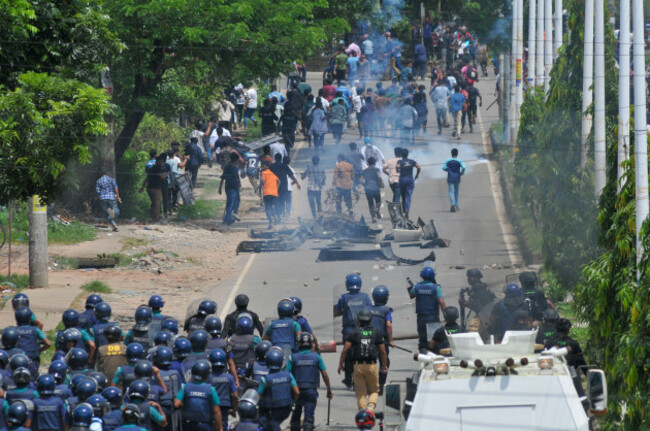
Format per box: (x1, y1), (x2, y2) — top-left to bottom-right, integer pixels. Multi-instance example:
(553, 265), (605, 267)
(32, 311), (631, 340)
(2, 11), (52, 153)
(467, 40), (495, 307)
(485, 99), (498, 110)
(327, 397), (331, 426)
(392, 344), (414, 353)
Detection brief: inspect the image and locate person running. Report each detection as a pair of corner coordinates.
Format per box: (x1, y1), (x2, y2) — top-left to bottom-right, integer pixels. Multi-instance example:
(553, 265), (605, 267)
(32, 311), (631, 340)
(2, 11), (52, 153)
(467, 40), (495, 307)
(243, 84), (258, 129)
(333, 154), (355, 216)
(330, 99), (347, 145)
(382, 147), (402, 203)
(430, 80), (450, 134)
(449, 85), (466, 140)
(466, 81), (482, 132)
(219, 152), (242, 225)
(308, 98), (328, 152)
(95, 170), (121, 232)
(396, 148), (421, 220)
(442, 148), (466, 212)
(301, 156), (326, 220)
(360, 157), (384, 222)
(333, 47), (348, 85)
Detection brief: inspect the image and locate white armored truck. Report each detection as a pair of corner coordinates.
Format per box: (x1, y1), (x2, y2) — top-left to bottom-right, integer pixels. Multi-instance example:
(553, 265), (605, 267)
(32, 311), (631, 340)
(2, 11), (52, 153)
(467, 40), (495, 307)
(382, 331), (607, 431)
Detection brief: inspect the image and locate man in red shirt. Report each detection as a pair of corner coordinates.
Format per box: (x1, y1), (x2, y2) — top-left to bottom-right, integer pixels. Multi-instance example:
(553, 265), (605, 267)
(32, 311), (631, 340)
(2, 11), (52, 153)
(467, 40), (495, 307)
(322, 79), (337, 102)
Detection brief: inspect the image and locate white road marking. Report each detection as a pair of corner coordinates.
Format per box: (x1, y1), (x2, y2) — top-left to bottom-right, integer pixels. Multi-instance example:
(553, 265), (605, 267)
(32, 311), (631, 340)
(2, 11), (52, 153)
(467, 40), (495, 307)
(477, 109), (522, 266)
(219, 253), (257, 320)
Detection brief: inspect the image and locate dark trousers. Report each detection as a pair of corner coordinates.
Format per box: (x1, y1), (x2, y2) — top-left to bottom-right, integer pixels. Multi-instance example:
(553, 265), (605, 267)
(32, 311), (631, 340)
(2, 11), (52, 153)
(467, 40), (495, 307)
(224, 188), (240, 223)
(336, 187), (353, 213)
(220, 406), (230, 431)
(417, 317), (438, 353)
(188, 166), (199, 188)
(331, 123), (344, 142)
(278, 189), (289, 217)
(181, 420), (211, 431)
(307, 190), (322, 219)
(365, 190), (381, 218)
(147, 188), (163, 222)
(313, 133), (325, 150)
(291, 388), (318, 429)
(436, 107), (447, 132)
(263, 406), (292, 431)
(399, 178), (415, 213)
(162, 183), (170, 215)
(389, 182), (401, 203)
(263, 195), (278, 224)
(379, 345), (390, 390)
(342, 328), (355, 386)
(283, 132), (296, 150)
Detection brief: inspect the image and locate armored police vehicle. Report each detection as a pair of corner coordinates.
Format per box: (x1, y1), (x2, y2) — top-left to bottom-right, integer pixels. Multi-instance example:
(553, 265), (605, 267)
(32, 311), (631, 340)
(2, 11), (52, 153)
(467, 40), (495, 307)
(382, 331), (607, 431)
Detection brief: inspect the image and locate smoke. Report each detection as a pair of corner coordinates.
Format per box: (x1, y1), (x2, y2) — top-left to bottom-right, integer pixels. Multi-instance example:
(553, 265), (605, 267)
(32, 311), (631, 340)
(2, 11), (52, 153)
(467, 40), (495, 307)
(483, 15), (512, 46)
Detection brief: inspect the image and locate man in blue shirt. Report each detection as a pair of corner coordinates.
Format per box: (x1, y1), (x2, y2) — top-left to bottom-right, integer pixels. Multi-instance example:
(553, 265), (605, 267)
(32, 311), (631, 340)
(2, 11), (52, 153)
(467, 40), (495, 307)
(95, 171), (121, 232)
(442, 148), (466, 212)
(175, 360), (222, 431)
(449, 86), (466, 139)
(408, 267), (447, 353)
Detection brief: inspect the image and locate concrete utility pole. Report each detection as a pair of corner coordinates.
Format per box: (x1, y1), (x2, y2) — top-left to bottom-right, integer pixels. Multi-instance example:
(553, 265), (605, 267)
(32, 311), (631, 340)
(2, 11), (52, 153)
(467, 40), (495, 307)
(510, 0), (518, 143)
(618, 0), (631, 190)
(28, 196), (48, 288)
(537, 0), (545, 87)
(593, 0), (606, 197)
(544, 0), (553, 95)
(581, 0), (594, 168)
(554, 0), (563, 59)
(503, 52), (511, 144)
(529, 0), (536, 88)
(499, 53), (506, 120)
(515, 0), (524, 139)
(633, 0), (649, 271)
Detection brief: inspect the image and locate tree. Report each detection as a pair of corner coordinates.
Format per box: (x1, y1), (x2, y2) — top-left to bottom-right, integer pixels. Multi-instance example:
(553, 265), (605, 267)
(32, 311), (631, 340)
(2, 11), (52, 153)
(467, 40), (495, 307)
(0, 72), (111, 204)
(105, 0), (342, 164)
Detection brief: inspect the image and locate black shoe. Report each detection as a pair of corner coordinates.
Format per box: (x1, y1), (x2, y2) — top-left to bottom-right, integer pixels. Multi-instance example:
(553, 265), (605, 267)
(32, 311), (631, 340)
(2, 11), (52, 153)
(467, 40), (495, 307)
(342, 379), (353, 390)
(450, 206), (456, 213)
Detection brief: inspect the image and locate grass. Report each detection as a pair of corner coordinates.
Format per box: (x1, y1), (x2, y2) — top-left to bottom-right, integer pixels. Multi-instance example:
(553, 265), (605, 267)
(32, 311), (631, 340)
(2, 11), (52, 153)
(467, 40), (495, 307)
(0, 274), (30, 289)
(0, 205), (95, 245)
(41, 329), (58, 366)
(120, 237), (150, 250)
(80, 280), (112, 294)
(202, 179), (221, 196)
(175, 199), (222, 220)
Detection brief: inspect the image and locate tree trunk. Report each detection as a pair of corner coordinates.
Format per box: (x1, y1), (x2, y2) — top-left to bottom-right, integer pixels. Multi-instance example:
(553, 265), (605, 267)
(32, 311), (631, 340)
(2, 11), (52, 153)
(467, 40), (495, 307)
(114, 110), (145, 164)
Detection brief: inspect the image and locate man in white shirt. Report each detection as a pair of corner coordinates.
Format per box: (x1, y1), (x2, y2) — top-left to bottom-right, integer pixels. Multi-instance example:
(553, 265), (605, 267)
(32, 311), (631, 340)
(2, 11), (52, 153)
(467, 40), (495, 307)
(360, 138), (385, 170)
(270, 140), (288, 161)
(244, 84), (258, 128)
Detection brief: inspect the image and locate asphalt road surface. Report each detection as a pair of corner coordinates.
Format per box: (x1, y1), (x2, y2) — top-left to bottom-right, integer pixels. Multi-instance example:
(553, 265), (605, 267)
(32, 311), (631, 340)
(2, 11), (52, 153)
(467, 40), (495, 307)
(207, 70), (522, 429)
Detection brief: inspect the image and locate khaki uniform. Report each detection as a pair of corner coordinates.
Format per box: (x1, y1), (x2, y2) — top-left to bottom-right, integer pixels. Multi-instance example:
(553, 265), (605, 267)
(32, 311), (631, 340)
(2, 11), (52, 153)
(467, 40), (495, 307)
(95, 342), (127, 382)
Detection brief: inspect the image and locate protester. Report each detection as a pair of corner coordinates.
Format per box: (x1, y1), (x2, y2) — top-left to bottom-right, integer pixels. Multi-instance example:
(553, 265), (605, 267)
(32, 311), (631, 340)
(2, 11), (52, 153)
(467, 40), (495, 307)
(219, 152), (242, 225)
(442, 148), (466, 212)
(333, 154), (355, 216)
(301, 155), (326, 220)
(382, 147), (402, 203)
(396, 148), (421, 219)
(95, 170), (121, 231)
(360, 157), (383, 222)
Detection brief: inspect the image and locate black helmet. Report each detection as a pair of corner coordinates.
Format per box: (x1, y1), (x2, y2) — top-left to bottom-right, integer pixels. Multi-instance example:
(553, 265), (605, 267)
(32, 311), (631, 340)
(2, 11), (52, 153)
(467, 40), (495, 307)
(122, 403), (143, 424)
(128, 379), (150, 401)
(62, 309), (80, 327)
(255, 340), (272, 361)
(134, 306), (153, 325)
(85, 294), (103, 309)
(235, 294), (249, 308)
(443, 306), (459, 321)
(356, 309), (372, 326)
(518, 271), (536, 286)
(238, 400), (258, 421)
(7, 401), (28, 425)
(466, 268), (483, 279)
(9, 354), (31, 372)
(14, 306), (33, 325)
(88, 371), (107, 391)
(204, 316), (222, 336)
(297, 333), (313, 350)
(512, 309), (530, 322)
(134, 361), (154, 379)
(11, 293), (29, 310)
(104, 324), (122, 342)
(2, 326), (19, 348)
(191, 360), (211, 382)
(543, 309), (560, 323)
(556, 318), (572, 333)
(13, 367), (31, 387)
(198, 300), (217, 316)
(189, 330), (209, 351)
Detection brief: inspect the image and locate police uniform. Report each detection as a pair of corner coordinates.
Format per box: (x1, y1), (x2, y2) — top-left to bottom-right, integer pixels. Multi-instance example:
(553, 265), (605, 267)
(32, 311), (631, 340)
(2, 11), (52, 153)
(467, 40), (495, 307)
(522, 287), (550, 322)
(210, 369), (238, 431)
(334, 291), (372, 385)
(96, 341), (127, 382)
(124, 400), (164, 431)
(224, 310), (265, 338)
(264, 318), (300, 353)
(32, 395), (66, 431)
(55, 328), (91, 352)
(180, 352), (210, 384)
(176, 381), (221, 431)
(150, 311), (168, 336)
(184, 315), (207, 334)
(102, 408), (123, 431)
(344, 326), (383, 410)
(257, 370), (296, 431)
(287, 350), (326, 431)
(78, 309), (97, 331)
(491, 296), (528, 341)
(91, 320), (120, 348)
(228, 334), (256, 373)
(207, 336), (228, 351)
(228, 421), (262, 430)
(536, 322), (558, 347)
(112, 363), (137, 393)
(125, 324), (154, 350)
(409, 281), (443, 352)
(430, 322), (464, 354)
(157, 367), (181, 431)
(16, 324), (47, 378)
(368, 304), (392, 390)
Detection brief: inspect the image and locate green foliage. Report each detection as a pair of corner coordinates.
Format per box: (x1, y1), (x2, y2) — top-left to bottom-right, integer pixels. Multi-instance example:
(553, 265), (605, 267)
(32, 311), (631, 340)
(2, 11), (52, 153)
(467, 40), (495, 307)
(116, 149), (150, 221)
(80, 280), (112, 293)
(0, 72), (111, 205)
(0, 204), (95, 244)
(175, 200), (222, 221)
(0, 274), (30, 290)
(130, 114), (187, 154)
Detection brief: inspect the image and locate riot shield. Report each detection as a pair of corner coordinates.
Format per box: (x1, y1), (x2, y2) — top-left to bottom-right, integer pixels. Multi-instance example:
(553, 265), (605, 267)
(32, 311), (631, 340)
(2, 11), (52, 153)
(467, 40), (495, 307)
(505, 273), (522, 288)
(185, 298), (210, 323)
(332, 283), (343, 341)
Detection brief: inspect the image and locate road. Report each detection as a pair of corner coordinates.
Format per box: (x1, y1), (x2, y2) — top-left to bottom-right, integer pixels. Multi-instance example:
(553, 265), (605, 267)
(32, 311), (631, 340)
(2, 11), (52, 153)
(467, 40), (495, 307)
(207, 70), (522, 429)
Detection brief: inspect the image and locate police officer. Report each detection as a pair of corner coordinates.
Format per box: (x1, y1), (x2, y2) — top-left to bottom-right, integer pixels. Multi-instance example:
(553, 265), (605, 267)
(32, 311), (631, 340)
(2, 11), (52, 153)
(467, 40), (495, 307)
(49, 360), (73, 402)
(509, 309), (531, 331)
(287, 333), (332, 431)
(87, 394), (109, 430)
(337, 309), (387, 411)
(95, 324), (127, 382)
(134, 360), (167, 404)
(545, 318), (587, 372)
(52, 328), (83, 363)
(173, 360), (223, 431)
(263, 300), (301, 357)
(79, 294), (103, 331)
(519, 271), (554, 324)
(114, 403), (147, 431)
(333, 274), (372, 388)
(288, 297), (318, 347)
(408, 267), (447, 353)
(490, 283), (528, 342)
(223, 295), (265, 338)
(7, 354), (31, 390)
(67, 348), (94, 380)
(56, 309), (96, 356)
(244, 341), (271, 393)
(91, 302), (122, 349)
(229, 317), (258, 376)
(184, 300), (217, 334)
(125, 306), (155, 350)
(205, 317), (227, 350)
(171, 338), (191, 384)
(180, 330), (210, 382)
(147, 331), (172, 361)
(3, 401), (30, 431)
(209, 349), (238, 431)
(536, 309), (560, 347)
(15, 306), (51, 379)
(126, 379), (168, 430)
(101, 387), (124, 431)
(148, 295), (168, 335)
(11, 293), (44, 329)
(112, 343), (145, 392)
(229, 389), (262, 430)
(459, 269), (496, 316)
(3, 327), (24, 359)
(5, 367), (37, 413)
(429, 306), (465, 354)
(367, 285), (394, 394)
(152, 346), (181, 431)
(33, 375), (67, 431)
(257, 349), (299, 431)
(70, 403), (93, 431)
